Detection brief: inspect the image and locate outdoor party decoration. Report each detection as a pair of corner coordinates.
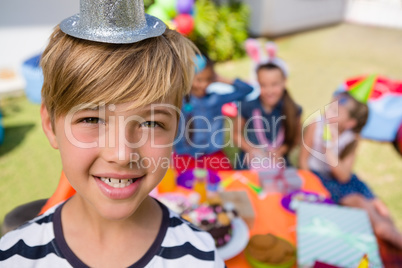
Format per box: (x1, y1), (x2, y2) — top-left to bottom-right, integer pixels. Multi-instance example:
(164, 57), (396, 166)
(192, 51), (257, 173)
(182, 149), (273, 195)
(337, 75), (402, 152)
(297, 203), (382, 268)
(177, 0), (194, 14)
(174, 14), (194, 35)
(146, 0), (196, 36)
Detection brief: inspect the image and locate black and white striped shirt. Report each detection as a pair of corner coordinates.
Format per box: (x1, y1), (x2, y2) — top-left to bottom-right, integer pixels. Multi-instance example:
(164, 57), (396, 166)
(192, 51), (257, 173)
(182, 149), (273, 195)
(0, 201), (225, 267)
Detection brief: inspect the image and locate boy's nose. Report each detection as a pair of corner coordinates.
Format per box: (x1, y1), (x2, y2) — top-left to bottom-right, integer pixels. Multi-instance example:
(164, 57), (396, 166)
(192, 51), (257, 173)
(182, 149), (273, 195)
(101, 128), (143, 167)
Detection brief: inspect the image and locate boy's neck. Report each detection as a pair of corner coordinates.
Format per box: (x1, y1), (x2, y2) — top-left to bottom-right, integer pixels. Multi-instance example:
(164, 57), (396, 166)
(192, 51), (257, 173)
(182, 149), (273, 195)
(60, 195), (163, 267)
(63, 195), (161, 234)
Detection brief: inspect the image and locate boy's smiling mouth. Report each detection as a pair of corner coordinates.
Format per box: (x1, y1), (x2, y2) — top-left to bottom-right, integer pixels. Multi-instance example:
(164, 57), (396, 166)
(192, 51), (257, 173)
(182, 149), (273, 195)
(92, 174), (145, 200)
(96, 177), (142, 188)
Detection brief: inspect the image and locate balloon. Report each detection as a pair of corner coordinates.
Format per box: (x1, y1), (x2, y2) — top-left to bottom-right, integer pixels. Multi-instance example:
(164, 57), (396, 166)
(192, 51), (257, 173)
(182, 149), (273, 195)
(221, 103), (238, 118)
(177, 0), (194, 14)
(147, 5), (170, 22)
(174, 14), (194, 35)
(155, 0), (177, 18)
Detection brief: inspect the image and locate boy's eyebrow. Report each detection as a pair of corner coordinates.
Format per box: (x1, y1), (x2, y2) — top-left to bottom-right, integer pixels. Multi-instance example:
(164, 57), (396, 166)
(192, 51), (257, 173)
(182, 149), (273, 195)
(141, 107), (175, 117)
(75, 106), (100, 112)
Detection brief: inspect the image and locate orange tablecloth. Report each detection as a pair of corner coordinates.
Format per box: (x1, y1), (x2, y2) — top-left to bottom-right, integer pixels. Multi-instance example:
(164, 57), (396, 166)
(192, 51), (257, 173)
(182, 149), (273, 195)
(215, 170), (330, 267)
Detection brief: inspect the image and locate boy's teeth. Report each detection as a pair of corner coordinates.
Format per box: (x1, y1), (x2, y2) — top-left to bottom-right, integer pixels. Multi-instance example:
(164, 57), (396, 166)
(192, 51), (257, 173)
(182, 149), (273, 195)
(99, 177), (136, 188)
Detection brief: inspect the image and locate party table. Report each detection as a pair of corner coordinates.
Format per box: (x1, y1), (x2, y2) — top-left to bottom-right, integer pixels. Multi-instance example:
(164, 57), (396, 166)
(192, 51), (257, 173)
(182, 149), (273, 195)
(158, 168), (331, 267)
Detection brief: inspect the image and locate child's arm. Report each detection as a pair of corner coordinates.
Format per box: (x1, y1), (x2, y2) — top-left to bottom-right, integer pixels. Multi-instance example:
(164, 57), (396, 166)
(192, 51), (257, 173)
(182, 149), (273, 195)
(325, 136), (358, 183)
(212, 76), (253, 105)
(299, 121), (316, 170)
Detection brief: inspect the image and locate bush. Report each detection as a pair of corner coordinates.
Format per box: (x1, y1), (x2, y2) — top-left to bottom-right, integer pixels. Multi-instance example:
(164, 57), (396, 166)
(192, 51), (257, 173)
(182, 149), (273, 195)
(189, 0), (250, 62)
(145, 0), (250, 62)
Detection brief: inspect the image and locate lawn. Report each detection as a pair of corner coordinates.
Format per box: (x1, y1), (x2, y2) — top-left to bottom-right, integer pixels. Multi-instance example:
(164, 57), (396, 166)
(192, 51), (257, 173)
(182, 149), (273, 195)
(1, 23), (402, 234)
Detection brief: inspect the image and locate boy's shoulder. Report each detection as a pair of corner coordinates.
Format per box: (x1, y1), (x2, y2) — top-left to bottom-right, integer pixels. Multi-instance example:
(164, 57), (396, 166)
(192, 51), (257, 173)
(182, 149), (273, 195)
(0, 202), (70, 267)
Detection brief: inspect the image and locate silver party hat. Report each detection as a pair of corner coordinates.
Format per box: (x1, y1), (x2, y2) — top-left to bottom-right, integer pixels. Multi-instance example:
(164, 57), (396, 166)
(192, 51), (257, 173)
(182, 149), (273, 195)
(60, 0), (166, 44)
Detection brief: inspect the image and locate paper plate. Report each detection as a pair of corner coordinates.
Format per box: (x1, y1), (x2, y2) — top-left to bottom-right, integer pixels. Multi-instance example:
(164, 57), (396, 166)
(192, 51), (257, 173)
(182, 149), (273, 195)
(281, 190), (334, 213)
(217, 217), (249, 260)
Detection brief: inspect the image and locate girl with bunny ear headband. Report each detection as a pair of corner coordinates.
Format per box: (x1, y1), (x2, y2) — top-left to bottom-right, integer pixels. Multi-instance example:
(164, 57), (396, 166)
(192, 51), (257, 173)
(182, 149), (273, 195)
(233, 39), (302, 171)
(245, 38), (289, 78)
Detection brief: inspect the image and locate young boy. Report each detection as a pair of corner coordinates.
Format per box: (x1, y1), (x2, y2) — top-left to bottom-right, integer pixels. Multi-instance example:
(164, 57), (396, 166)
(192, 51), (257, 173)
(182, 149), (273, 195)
(0, 2), (225, 267)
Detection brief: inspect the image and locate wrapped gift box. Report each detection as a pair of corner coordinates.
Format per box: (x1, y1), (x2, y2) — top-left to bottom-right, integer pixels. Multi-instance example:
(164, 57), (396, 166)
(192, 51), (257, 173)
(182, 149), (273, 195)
(297, 203), (383, 268)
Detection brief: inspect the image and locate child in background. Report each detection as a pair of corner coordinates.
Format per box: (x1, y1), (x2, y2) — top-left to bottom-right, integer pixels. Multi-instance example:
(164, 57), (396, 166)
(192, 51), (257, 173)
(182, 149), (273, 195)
(0, 2), (225, 267)
(299, 91), (402, 249)
(173, 54), (253, 173)
(233, 46), (302, 170)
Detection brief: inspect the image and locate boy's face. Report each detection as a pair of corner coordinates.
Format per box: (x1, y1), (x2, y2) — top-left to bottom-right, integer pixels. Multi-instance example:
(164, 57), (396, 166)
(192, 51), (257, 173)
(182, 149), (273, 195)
(257, 68), (286, 109)
(191, 65), (215, 98)
(41, 100), (178, 220)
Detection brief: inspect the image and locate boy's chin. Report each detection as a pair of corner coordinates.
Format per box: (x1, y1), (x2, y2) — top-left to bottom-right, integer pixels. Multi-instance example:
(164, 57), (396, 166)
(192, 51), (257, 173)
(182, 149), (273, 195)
(93, 198), (147, 222)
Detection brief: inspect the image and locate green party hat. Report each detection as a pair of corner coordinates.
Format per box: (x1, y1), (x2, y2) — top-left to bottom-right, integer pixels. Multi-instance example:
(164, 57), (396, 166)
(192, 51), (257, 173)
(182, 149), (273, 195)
(348, 74), (377, 103)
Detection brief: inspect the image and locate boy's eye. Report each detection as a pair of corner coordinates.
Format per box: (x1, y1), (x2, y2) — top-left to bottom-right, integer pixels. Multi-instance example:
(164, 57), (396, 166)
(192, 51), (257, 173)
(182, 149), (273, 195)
(141, 121), (159, 128)
(80, 117), (102, 124)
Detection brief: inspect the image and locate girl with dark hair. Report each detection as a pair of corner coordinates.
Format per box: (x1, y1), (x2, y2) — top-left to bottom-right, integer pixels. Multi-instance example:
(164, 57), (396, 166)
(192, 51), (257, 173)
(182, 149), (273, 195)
(233, 62), (302, 170)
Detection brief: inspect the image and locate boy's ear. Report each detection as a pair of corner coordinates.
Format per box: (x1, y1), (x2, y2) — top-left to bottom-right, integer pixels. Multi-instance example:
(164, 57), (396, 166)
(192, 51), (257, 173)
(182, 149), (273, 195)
(40, 104), (59, 149)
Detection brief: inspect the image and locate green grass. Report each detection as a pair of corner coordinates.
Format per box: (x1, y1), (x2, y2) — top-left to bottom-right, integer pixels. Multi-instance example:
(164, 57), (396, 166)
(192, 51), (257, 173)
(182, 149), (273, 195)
(1, 23), (402, 234)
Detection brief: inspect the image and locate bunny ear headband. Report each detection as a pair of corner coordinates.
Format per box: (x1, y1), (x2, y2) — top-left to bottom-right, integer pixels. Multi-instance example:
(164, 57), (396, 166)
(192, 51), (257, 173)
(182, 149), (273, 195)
(245, 38), (289, 77)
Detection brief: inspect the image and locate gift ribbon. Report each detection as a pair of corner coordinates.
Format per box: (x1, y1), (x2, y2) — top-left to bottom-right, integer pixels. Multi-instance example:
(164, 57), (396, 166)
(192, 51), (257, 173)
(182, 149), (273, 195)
(299, 217), (377, 254)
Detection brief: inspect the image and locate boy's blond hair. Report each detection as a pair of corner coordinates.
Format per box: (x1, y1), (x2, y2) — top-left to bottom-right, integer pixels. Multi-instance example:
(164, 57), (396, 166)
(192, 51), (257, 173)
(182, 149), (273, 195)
(41, 26), (197, 124)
